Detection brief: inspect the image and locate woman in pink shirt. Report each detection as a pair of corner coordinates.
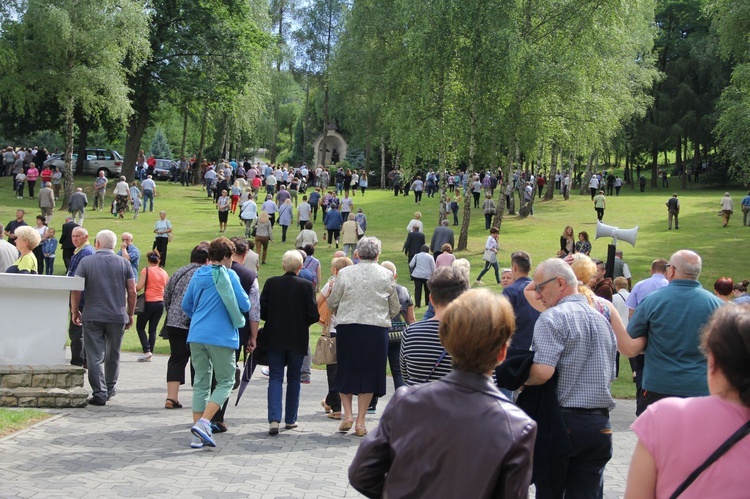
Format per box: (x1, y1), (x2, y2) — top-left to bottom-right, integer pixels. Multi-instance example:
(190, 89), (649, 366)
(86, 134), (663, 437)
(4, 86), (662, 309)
(435, 243), (455, 267)
(625, 305), (750, 498)
(26, 162), (39, 199)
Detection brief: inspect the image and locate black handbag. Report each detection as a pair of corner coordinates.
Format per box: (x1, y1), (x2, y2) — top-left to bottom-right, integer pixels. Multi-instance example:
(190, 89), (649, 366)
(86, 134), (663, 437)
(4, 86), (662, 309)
(134, 268), (149, 315)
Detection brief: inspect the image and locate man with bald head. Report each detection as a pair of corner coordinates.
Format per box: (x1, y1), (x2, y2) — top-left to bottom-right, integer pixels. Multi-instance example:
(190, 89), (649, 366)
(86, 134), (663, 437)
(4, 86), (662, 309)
(71, 230), (136, 405)
(621, 250), (723, 415)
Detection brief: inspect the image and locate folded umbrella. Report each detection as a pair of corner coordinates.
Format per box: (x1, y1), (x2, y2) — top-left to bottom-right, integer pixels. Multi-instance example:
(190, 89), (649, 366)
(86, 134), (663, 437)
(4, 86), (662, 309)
(235, 353), (255, 406)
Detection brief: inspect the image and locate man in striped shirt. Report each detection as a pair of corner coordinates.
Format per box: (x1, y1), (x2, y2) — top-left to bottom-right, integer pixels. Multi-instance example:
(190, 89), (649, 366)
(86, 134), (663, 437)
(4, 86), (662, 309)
(399, 267), (468, 385)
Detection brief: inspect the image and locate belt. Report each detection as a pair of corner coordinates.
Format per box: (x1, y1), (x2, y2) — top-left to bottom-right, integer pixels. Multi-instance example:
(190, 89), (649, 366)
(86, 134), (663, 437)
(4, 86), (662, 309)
(560, 407), (609, 416)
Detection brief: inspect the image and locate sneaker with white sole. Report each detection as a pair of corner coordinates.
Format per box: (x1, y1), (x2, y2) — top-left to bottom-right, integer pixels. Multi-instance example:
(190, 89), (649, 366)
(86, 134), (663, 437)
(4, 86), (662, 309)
(190, 434), (204, 449)
(191, 418), (216, 447)
(261, 366), (270, 376)
(137, 352), (153, 362)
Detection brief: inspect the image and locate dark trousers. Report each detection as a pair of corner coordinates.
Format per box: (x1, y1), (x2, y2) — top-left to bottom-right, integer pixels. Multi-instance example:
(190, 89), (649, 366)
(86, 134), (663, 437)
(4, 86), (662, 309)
(153, 237), (169, 267)
(636, 388), (675, 417)
(136, 301), (164, 353)
(83, 320), (126, 402)
(484, 213), (493, 230)
(595, 208), (604, 221)
(281, 224), (289, 242)
(607, 184), (614, 196)
(325, 362), (341, 412)
(477, 261), (500, 283)
(590, 187), (597, 199)
(413, 278), (430, 308)
(69, 315), (85, 366)
(370, 340), (404, 410)
(453, 210), (459, 225)
(28, 180), (36, 198)
(535, 411), (612, 499)
(327, 229), (340, 245)
(414, 190), (422, 203)
(311, 204), (319, 221)
(472, 191), (480, 208)
(166, 327), (190, 384)
(33, 245), (45, 275)
(394, 185), (400, 196)
(615, 186), (621, 196)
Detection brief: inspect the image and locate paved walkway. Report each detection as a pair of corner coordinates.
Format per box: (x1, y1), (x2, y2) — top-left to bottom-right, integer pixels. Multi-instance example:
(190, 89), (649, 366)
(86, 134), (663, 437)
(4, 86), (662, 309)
(0, 351), (637, 498)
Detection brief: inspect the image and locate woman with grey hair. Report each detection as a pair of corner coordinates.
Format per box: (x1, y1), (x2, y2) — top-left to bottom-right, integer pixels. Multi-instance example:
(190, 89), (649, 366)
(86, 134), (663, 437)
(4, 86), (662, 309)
(328, 236), (400, 436)
(113, 176), (130, 218)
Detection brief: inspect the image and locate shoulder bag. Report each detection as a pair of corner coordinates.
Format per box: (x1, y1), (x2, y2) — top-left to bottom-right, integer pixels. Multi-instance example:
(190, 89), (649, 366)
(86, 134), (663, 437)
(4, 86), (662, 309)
(135, 268), (149, 315)
(312, 284), (337, 365)
(669, 420), (750, 498)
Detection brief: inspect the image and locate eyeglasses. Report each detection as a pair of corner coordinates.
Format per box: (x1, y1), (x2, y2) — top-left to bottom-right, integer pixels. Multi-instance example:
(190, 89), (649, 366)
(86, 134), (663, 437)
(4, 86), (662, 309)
(534, 277), (558, 294)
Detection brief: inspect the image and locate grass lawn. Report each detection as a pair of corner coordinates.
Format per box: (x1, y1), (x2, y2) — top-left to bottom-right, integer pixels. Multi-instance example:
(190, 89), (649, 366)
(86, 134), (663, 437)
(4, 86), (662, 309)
(2, 175), (747, 399)
(0, 408), (51, 437)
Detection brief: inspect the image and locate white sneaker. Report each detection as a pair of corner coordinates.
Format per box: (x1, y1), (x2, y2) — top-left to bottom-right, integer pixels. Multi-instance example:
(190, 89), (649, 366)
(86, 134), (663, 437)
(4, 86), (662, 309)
(261, 366), (270, 376)
(137, 352), (153, 362)
(190, 434), (203, 449)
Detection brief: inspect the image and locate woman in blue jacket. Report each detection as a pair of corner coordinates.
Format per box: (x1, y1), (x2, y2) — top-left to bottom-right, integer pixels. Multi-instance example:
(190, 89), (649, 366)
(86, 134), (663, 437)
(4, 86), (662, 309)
(324, 204), (344, 248)
(182, 237), (250, 449)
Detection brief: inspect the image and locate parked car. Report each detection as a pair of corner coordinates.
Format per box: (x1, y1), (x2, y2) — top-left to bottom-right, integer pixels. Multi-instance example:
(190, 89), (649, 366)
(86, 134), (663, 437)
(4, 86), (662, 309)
(44, 148), (123, 177)
(152, 159), (175, 181)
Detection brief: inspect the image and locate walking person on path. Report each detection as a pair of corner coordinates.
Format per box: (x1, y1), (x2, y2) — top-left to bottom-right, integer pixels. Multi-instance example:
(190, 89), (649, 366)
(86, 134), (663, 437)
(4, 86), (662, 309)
(594, 190), (606, 221)
(666, 193), (680, 230)
(720, 192), (734, 227)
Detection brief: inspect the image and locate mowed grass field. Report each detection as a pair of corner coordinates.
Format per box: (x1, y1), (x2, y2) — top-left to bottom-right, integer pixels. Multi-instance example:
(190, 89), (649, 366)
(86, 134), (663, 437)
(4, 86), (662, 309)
(1, 174), (747, 398)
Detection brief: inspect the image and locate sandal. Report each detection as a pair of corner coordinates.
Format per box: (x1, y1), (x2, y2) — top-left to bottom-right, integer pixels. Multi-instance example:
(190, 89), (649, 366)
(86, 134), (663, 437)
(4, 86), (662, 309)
(355, 424), (367, 437)
(327, 411), (342, 420)
(339, 417), (353, 432)
(165, 398), (183, 409)
(320, 399), (332, 414)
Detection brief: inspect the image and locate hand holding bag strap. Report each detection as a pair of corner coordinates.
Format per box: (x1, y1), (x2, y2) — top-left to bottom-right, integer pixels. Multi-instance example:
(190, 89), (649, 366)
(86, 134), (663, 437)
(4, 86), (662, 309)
(669, 420), (750, 499)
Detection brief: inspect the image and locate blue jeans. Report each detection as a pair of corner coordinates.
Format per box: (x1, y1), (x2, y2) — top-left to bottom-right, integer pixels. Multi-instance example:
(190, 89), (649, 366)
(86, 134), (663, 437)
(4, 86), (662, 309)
(44, 257), (55, 275)
(142, 189), (154, 211)
(535, 411), (612, 499)
(267, 349), (305, 424)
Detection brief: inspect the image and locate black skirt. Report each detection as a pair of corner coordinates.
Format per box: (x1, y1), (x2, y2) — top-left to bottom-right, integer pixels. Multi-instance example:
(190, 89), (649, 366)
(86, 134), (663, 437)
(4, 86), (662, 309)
(333, 323), (388, 396)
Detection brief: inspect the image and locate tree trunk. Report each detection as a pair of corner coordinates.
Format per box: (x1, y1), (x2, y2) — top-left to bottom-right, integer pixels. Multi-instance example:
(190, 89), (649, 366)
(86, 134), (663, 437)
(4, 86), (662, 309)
(544, 143), (558, 200)
(194, 104), (209, 185)
(651, 142), (659, 188)
(60, 97), (76, 211)
(74, 117), (89, 176)
(457, 107), (477, 252)
(124, 108), (150, 181)
(579, 153), (594, 195)
(180, 104), (189, 159)
(380, 138), (386, 190)
(303, 76), (310, 166)
(678, 134), (687, 189)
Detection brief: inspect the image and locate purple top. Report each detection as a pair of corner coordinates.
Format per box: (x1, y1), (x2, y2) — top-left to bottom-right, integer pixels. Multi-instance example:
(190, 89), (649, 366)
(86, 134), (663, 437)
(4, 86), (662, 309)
(626, 273), (668, 310)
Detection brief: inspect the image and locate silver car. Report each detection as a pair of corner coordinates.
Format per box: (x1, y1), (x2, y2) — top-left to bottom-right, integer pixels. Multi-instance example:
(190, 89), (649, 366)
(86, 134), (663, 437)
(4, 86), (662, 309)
(44, 148), (123, 177)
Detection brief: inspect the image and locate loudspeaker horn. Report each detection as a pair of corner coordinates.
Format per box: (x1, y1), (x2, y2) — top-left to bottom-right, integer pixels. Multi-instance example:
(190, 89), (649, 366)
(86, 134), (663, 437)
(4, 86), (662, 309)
(594, 221), (638, 247)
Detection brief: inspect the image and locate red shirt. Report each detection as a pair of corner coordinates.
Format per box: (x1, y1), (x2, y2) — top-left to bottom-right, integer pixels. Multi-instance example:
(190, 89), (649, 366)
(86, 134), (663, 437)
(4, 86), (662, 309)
(41, 168), (53, 183)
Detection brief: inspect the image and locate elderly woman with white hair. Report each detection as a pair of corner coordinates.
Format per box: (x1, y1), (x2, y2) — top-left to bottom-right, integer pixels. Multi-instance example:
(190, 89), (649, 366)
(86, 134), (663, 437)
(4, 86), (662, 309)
(328, 237), (400, 436)
(5, 226), (41, 273)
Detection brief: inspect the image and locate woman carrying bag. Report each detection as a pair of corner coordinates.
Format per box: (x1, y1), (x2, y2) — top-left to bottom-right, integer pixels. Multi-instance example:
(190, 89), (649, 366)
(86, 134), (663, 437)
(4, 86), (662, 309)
(135, 251), (169, 362)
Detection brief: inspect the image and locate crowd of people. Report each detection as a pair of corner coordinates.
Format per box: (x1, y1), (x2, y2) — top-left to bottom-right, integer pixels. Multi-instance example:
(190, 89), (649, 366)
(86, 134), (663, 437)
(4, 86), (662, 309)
(3, 148), (750, 497)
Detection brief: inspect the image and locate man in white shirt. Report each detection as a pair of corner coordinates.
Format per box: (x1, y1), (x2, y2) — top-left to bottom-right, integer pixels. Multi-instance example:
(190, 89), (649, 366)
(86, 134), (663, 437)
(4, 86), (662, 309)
(265, 173), (277, 195)
(140, 175), (156, 212)
(588, 175), (600, 200)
